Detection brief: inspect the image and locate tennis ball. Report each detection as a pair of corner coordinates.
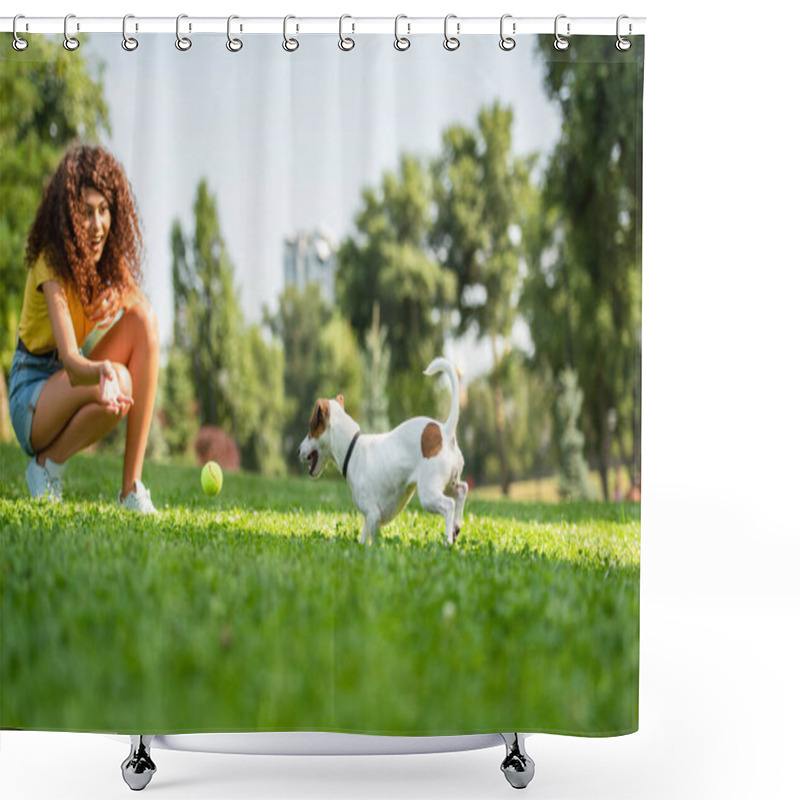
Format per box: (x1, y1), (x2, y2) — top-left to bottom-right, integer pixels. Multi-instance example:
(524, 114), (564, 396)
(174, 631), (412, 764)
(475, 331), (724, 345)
(201, 461), (223, 497)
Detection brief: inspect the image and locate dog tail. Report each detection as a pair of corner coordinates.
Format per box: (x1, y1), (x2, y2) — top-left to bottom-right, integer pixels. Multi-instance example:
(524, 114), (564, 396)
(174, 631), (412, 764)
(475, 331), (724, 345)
(424, 357), (461, 438)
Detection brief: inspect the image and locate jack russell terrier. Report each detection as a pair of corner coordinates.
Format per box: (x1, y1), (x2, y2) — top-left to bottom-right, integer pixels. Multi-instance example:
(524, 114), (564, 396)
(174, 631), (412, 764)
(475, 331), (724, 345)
(298, 357), (468, 545)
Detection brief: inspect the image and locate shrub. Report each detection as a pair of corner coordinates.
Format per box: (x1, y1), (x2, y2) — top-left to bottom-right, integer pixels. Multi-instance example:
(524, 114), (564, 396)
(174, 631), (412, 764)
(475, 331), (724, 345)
(194, 426), (240, 471)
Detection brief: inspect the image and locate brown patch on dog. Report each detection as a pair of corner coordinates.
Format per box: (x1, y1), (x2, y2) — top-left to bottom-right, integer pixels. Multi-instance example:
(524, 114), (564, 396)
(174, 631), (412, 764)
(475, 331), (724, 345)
(335, 394), (345, 409)
(309, 399), (331, 439)
(421, 422), (443, 459)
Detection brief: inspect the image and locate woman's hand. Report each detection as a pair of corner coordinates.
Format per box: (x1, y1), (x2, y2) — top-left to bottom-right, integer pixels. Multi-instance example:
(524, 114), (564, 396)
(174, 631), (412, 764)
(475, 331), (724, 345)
(98, 360), (134, 414)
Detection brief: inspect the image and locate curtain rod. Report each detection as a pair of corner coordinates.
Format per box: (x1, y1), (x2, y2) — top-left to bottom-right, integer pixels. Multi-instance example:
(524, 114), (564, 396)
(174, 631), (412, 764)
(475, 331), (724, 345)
(1, 16), (646, 37)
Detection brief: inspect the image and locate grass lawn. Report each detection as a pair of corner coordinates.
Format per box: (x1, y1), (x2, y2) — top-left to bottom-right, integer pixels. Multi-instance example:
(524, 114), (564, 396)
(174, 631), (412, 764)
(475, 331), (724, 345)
(1, 443), (640, 736)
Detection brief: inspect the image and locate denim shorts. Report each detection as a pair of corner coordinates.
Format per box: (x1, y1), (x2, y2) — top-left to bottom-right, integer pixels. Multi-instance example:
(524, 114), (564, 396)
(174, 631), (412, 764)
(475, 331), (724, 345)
(8, 346), (64, 457)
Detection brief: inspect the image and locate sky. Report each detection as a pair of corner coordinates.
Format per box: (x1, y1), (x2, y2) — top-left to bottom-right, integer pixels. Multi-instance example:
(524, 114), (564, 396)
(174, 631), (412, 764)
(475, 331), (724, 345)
(80, 32), (562, 367)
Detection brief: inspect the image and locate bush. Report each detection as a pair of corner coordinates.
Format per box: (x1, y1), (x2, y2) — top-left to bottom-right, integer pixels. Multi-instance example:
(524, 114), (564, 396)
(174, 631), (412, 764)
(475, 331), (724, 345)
(194, 426), (240, 471)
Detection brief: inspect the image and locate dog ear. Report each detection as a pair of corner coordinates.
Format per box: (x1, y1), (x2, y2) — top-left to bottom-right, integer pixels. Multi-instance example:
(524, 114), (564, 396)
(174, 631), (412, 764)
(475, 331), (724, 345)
(309, 399), (331, 438)
(335, 394), (345, 409)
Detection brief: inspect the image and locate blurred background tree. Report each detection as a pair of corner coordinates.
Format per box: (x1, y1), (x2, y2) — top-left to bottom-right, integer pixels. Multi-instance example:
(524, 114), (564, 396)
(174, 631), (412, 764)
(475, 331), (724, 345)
(160, 344), (197, 461)
(460, 350), (554, 490)
(317, 312), (362, 417)
(0, 35), (109, 441)
(167, 180), (285, 474)
(554, 368), (597, 501)
(266, 283), (362, 465)
(359, 302), (391, 434)
(432, 103), (540, 495)
(523, 39), (643, 499)
(233, 324), (286, 476)
(170, 181), (239, 429)
(337, 155), (456, 423)
(268, 283), (330, 460)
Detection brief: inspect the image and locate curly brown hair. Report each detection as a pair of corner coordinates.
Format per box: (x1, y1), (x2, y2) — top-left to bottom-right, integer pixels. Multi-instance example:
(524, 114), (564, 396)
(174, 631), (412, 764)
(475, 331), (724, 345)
(24, 144), (143, 308)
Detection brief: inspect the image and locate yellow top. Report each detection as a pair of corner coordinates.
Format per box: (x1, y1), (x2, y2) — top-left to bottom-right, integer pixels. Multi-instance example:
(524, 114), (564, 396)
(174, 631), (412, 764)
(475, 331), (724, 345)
(17, 254), (93, 355)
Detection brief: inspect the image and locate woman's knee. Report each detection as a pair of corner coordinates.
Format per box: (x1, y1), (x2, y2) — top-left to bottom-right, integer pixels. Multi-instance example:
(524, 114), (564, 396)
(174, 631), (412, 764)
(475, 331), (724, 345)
(127, 295), (159, 348)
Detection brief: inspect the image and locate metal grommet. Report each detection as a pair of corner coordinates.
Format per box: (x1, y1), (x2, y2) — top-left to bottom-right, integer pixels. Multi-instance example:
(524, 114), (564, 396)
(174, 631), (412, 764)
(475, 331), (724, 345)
(616, 15), (632, 51)
(122, 14), (139, 51)
(63, 14), (80, 51)
(283, 15), (299, 52)
(443, 14), (460, 51)
(394, 14), (410, 51)
(226, 15), (243, 52)
(176, 14), (192, 51)
(338, 14), (355, 51)
(12, 15), (29, 51)
(553, 14), (570, 51)
(499, 14), (516, 51)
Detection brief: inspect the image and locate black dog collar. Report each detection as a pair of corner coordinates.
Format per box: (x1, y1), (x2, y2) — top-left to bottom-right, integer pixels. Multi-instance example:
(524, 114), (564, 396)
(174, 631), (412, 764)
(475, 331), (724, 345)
(342, 431), (361, 479)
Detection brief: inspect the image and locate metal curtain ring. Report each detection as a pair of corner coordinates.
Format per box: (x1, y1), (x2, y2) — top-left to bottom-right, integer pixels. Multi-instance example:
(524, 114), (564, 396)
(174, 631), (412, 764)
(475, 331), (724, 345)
(394, 15), (410, 51)
(122, 14), (139, 51)
(338, 14), (355, 51)
(227, 15), (243, 52)
(63, 14), (80, 51)
(12, 15), (29, 51)
(443, 14), (460, 51)
(283, 15), (299, 52)
(553, 14), (570, 51)
(499, 14), (516, 51)
(616, 15), (632, 51)
(176, 14), (192, 51)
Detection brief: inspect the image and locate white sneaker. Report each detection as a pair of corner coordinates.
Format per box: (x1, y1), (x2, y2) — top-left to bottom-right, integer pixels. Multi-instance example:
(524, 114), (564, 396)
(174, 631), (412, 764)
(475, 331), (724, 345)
(119, 479), (157, 514)
(26, 457), (64, 502)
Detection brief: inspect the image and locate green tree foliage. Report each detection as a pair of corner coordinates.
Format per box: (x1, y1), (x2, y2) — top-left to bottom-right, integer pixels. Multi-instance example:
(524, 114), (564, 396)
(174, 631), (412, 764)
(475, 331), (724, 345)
(337, 155), (455, 423)
(554, 368), (596, 501)
(460, 352), (554, 488)
(360, 302), (391, 434)
(161, 345), (198, 461)
(171, 183), (239, 428)
(318, 314), (362, 415)
(267, 283), (361, 466)
(233, 325), (286, 476)
(169, 180), (285, 474)
(432, 103), (539, 494)
(524, 38), (644, 499)
(268, 283), (328, 452)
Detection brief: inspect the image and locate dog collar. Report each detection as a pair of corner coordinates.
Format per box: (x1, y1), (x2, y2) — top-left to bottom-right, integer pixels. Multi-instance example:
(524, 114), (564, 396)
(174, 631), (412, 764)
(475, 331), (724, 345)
(342, 431), (361, 479)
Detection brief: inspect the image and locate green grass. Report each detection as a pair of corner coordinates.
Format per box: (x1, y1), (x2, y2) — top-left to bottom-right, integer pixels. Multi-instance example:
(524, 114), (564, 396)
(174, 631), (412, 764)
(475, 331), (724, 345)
(1, 443), (639, 736)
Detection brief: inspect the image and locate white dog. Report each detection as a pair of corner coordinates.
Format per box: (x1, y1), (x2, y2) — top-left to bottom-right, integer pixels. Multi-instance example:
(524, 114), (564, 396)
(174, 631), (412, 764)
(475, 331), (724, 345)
(298, 357), (468, 545)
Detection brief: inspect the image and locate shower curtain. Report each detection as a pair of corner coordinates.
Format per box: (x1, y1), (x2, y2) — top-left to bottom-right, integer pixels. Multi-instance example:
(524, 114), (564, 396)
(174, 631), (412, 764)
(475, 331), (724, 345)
(0, 22), (643, 739)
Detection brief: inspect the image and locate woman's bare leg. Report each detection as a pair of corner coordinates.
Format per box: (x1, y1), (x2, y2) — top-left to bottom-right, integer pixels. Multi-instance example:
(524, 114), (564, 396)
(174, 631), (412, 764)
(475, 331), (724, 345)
(31, 295), (159, 499)
(39, 399), (130, 464)
(87, 296), (159, 498)
(32, 365), (132, 461)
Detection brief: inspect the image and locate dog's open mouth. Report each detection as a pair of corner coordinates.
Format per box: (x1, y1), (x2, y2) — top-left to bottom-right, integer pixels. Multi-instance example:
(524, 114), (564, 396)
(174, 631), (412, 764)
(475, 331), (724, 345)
(308, 451), (318, 475)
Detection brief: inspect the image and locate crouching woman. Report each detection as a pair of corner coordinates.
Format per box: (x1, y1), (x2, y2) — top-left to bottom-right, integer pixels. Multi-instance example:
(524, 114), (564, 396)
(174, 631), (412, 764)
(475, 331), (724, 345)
(8, 145), (159, 512)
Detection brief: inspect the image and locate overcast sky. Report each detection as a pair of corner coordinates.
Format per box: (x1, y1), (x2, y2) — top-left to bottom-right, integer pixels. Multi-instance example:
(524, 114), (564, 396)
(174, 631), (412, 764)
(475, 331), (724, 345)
(81, 33), (561, 363)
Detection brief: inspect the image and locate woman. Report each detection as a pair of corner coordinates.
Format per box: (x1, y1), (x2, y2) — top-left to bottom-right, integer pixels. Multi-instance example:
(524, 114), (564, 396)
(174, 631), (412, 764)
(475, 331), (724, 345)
(8, 144), (159, 512)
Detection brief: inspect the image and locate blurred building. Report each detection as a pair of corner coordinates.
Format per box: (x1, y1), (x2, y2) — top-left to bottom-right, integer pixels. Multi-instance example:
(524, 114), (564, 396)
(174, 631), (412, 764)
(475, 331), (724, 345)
(283, 227), (338, 305)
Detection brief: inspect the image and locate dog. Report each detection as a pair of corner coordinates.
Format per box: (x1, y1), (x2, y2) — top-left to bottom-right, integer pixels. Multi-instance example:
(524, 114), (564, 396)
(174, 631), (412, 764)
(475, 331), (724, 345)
(298, 357), (468, 545)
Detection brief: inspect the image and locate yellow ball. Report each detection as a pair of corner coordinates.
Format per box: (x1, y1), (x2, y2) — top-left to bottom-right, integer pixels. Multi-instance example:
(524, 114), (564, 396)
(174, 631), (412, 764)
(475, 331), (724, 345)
(201, 461), (223, 497)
